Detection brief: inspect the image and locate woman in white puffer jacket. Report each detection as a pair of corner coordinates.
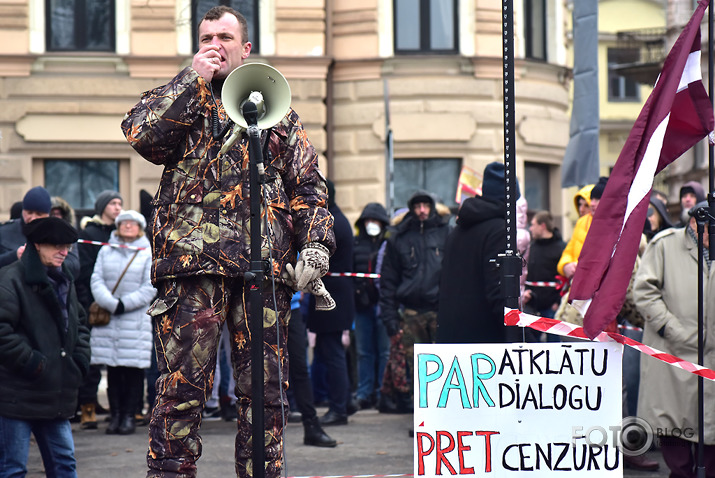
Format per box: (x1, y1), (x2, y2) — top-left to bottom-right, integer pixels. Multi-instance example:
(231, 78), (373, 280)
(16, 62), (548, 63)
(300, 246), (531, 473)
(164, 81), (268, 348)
(90, 209), (155, 435)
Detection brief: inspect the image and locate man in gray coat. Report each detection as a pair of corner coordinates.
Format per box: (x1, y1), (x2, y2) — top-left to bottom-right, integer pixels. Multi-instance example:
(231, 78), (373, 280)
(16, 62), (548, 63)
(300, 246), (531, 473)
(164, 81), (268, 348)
(634, 200), (715, 476)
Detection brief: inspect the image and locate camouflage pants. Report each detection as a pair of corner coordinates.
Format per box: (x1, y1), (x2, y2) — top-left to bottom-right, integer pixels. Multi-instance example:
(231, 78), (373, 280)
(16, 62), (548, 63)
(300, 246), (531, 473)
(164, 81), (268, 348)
(146, 276), (290, 478)
(381, 308), (437, 398)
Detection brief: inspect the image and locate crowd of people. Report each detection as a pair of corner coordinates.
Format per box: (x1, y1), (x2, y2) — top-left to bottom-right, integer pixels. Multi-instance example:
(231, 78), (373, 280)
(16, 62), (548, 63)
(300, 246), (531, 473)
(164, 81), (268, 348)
(1, 4), (714, 478)
(1, 165), (714, 478)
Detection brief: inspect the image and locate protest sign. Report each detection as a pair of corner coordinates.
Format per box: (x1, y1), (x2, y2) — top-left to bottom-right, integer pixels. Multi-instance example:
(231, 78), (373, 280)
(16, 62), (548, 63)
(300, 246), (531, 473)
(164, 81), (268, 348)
(414, 342), (623, 477)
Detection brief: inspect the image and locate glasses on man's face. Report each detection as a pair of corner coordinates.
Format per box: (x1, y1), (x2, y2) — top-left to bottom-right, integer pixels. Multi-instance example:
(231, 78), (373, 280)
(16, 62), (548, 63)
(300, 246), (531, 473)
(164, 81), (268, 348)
(53, 244), (74, 252)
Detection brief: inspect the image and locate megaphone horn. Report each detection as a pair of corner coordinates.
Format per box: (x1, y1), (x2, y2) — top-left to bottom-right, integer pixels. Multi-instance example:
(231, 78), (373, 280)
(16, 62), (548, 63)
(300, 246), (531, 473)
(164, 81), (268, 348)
(221, 63), (292, 130)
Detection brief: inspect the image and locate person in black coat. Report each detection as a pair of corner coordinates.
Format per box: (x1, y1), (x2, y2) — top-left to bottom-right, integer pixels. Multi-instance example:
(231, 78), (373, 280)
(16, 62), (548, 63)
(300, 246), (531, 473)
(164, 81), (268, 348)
(0, 217), (90, 475)
(437, 162), (517, 344)
(352, 202), (390, 410)
(306, 180), (355, 425)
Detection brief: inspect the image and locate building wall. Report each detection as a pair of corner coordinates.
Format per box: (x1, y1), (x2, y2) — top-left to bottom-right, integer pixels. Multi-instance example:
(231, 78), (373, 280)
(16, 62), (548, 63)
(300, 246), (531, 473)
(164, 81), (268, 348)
(0, 0), (570, 229)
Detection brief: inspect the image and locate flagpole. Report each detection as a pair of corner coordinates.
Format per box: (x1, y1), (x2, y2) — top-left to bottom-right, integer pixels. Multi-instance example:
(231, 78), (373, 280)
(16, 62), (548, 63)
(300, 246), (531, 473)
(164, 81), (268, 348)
(500, 0), (521, 310)
(700, 1), (713, 476)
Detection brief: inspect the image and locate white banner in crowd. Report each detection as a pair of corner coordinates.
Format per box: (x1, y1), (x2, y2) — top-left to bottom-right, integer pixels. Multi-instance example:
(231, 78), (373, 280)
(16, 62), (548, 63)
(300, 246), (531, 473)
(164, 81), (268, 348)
(414, 342), (623, 477)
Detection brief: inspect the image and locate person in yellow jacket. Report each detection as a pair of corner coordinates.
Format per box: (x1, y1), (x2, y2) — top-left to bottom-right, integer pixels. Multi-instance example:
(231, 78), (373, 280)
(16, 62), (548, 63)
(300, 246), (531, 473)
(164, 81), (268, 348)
(574, 183), (595, 219)
(558, 179), (605, 278)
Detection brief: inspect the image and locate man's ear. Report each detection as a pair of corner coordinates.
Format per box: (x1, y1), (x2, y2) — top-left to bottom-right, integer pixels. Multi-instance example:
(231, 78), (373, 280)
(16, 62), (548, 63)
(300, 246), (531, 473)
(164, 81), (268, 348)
(242, 42), (252, 59)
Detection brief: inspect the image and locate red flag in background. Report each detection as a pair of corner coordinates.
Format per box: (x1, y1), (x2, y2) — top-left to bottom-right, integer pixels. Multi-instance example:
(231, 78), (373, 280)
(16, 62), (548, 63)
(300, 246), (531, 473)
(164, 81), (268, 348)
(568, 0), (715, 339)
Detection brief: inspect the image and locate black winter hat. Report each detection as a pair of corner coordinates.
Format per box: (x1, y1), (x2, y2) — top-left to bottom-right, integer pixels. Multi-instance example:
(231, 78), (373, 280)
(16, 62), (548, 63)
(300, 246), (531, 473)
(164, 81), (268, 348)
(356, 202), (390, 226)
(22, 186), (52, 214)
(481, 162), (520, 202)
(23, 216), (78, 245)
(94, 190), (123, 216)
(590, 176), (609, 200)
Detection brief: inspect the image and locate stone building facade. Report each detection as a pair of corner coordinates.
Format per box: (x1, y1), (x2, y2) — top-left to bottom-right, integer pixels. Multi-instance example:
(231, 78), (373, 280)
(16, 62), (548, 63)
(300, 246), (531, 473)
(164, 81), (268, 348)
(0, 0), (570, 225)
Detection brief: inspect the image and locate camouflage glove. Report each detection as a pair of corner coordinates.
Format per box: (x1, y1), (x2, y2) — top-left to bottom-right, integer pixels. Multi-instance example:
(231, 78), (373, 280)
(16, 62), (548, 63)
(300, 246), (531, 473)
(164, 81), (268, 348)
(286, 242), (330, 290)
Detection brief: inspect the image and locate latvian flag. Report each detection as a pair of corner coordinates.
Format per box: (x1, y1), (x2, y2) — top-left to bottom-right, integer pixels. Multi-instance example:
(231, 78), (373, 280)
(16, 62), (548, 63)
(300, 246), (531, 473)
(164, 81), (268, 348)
(568, 0), (715, 339)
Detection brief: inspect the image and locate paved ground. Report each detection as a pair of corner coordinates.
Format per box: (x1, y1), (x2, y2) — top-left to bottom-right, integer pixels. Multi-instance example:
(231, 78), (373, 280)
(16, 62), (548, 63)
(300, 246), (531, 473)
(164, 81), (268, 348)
(25, 406), (670, 477)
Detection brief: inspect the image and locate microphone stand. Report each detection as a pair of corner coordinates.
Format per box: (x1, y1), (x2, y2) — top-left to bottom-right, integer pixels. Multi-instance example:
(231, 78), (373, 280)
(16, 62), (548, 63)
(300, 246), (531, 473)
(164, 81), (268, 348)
(499, 0), (522, 311)
(692, 205), (711, 478)
(242, 101), (267, 478)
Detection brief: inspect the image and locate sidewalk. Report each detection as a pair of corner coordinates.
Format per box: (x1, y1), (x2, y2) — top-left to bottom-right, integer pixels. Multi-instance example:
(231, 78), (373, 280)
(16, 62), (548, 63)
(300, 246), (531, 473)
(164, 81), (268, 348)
(26, 407), (668, 477)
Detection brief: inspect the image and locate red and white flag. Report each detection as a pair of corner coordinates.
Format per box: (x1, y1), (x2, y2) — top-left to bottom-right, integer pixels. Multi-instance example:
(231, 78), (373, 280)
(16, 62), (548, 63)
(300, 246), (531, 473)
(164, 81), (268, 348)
(568, 0), (715, 339)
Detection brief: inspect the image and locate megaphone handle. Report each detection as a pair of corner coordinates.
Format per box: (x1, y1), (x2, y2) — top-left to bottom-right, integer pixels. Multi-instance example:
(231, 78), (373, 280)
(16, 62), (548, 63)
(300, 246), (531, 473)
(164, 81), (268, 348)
(218, 125), (245, 156)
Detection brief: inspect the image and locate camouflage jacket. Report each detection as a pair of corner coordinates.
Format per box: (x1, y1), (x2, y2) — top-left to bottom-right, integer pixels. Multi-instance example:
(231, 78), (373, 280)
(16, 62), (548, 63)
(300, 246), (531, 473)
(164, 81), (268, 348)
(121, 67), (335, 284)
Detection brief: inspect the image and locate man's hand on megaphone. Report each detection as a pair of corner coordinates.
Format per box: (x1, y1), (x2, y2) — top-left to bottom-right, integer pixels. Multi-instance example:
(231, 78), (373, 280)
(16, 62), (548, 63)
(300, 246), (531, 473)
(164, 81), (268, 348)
(192, 45), (222, 82)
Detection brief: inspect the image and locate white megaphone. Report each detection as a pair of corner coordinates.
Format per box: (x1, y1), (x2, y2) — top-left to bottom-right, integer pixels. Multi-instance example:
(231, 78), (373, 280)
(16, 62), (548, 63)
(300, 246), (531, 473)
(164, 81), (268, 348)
(222, 62), (291, 127)
(218, 63), (291, 155)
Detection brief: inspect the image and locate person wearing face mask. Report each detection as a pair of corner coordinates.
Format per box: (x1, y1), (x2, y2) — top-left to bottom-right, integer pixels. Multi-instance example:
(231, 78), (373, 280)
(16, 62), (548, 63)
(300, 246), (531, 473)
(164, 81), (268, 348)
(351, 203), (390, 411)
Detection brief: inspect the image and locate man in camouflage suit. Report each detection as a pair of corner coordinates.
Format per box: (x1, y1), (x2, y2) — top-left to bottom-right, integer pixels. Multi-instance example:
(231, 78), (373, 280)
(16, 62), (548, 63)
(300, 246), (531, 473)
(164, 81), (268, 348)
(120, 6), (335, 478)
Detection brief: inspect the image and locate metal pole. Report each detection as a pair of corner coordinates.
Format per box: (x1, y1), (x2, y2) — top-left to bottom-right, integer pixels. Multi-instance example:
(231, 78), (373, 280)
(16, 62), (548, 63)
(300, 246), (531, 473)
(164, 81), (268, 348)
(700, 1), (713, 476)
(500, 0), (522, 309)
(243, 102), (266, 478)
(384, 78), (395, 216)
(694, 209), (706, 478)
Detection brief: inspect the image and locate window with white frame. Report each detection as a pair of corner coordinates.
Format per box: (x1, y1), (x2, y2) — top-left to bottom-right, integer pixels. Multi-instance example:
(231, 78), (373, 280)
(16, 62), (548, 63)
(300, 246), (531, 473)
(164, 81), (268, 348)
(394, 0), (458, 54)
(46, 0), (115, 52)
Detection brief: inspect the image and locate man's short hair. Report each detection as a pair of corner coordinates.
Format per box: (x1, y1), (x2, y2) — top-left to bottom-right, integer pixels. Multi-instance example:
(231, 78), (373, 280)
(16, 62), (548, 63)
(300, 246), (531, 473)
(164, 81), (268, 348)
(200, 5), (249, 45)
(533, 210), (554, 233)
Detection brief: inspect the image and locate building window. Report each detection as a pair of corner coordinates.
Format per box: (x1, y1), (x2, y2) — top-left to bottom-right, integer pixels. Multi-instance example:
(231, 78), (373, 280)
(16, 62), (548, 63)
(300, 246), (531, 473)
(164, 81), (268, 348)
(394, 0), (458, 54)
(46, 0), (115, 52)
(192, 0), (259, 54)
(394, 158), (461, 210)
(608, 48), (640, 102)
(524, 0), (546, 60)
(524, 162), (550, 212)
(44, 160), (119, 220)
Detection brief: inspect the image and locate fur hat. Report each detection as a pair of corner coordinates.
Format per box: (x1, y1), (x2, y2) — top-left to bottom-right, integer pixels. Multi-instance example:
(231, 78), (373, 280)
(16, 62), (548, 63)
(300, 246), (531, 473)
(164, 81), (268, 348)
(94, 190), (123, 216)
(22, 186), (52, 214)
(23, 216), (78, 245)
(115, 209), (147, 230)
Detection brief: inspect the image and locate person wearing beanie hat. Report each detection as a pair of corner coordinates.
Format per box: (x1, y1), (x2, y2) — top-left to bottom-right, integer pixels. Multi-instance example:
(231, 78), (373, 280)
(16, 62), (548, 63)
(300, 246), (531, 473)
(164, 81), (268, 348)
(0, 186), (52, 270)
(678, 181), (706, 226)
(437, 162), (517, 344)
(94, 190), (123, 224)
(22, 186), (52, 216)
(0, 216), (90, 476)
(89, 209), (154, 436)
(75, 189), (123, 430)
(481, 161), (521, 202)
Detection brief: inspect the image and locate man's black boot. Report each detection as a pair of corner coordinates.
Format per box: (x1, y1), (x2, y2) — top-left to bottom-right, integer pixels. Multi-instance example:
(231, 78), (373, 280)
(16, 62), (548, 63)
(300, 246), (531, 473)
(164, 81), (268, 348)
(303, 417), (337, 447)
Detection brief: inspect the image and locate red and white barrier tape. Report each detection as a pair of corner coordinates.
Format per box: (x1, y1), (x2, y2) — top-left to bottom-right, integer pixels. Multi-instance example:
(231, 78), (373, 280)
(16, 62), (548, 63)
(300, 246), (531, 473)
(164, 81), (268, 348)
(75, 242), (381, 277)
(524, 280), (558, 287)
(504, 308), (715, 381)
(76, 239), (148, 250)
(326, 272), (380, 278)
